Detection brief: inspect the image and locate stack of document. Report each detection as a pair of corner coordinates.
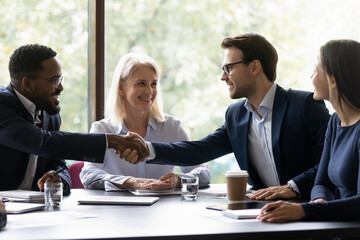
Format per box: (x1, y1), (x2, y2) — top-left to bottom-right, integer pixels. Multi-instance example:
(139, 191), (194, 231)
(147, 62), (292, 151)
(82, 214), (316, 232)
(0, 189), (44, 203)
(129, 188), (181, 196)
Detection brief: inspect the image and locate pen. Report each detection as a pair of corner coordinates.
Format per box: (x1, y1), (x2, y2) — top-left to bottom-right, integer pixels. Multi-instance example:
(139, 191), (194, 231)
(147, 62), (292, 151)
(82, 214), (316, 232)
(1, 198), (13, 203)
(50, 166), (68, 179)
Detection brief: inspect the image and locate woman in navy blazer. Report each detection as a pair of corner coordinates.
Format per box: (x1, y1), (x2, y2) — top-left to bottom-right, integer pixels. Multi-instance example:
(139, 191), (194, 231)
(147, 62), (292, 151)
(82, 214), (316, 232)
(258, 39), (360, 222)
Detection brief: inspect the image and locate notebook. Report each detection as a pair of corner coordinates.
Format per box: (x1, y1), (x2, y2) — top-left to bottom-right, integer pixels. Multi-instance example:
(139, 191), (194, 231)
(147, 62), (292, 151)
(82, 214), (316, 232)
(5, 202), (45, 214)
(0, 189), (44, 202)
(222, 209), (262, 219)
(77, 195), (159, 206)
(129, 188), (181, 196)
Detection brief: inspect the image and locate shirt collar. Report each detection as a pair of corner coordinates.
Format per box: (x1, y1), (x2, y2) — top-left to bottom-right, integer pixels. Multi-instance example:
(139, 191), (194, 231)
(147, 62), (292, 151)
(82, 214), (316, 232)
(244, 82), (277, 115)
(116, 117), (157, 135)
(13, 87), (41, 120)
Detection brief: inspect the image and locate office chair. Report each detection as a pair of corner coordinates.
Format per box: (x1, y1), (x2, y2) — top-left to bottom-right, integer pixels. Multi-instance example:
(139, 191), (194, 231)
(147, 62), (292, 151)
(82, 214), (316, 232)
(68, 161), (84, 189)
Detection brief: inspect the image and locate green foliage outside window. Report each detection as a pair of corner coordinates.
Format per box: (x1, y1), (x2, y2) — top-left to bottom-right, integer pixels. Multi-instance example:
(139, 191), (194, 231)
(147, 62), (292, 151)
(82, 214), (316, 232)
(1, 0), (360, 182)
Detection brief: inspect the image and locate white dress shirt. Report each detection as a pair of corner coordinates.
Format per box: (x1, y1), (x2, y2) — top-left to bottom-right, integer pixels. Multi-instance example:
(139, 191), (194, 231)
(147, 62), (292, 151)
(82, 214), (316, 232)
(14, 88), (41, 190)
(80, 115), (211, 191)
(245, 83), (280, 187)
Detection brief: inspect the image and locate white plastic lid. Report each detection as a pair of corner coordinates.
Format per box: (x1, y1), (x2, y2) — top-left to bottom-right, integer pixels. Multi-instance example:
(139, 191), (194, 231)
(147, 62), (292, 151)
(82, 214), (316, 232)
(225, 170), (248, 178)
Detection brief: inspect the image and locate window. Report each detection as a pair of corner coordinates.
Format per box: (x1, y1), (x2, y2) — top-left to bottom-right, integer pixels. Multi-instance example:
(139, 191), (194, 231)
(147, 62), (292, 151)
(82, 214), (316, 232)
(104, 0), (360, 182)
(0, 0), (88, 132)
(1, 0), (359, 182)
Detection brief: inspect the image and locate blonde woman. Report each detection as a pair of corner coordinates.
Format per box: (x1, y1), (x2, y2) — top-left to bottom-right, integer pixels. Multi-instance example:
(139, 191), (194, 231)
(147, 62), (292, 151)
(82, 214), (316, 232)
(80, 53), (210, 191)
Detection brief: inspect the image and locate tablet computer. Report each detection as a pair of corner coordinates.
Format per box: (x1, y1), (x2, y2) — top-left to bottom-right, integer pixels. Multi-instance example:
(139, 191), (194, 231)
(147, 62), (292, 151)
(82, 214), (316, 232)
(206, 201), (266, 211)
(5, 202), (45, 214)
(77, 196), (159, 206)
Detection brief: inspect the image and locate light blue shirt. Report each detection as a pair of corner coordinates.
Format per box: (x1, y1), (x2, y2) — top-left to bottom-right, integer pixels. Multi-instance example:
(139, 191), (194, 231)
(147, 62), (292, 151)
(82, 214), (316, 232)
(245, 83), (279, 187)
(80, 115), (210, 191)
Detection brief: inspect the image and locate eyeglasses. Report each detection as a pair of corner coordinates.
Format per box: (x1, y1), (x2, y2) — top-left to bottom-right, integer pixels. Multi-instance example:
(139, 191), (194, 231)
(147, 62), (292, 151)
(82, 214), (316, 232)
(222, 60), (249, 76)
(28, 76), (64, 88)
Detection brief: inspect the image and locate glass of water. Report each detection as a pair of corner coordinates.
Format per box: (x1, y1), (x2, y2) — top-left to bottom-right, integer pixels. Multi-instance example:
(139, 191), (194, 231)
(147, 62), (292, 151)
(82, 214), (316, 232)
(181, 176), (199, 200)
(44, 182), (63, 210)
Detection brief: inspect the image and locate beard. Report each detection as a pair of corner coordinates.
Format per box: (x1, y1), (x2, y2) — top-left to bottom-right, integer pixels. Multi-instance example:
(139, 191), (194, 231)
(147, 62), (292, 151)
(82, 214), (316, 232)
(33, 89), (61, 116)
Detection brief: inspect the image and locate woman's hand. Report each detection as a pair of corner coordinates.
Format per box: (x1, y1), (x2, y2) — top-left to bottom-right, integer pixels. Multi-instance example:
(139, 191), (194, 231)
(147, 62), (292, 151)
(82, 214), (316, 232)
(0, 200), (5, 212)
(147, 173), (181, 190)
(310, 198), (326, 203)
(257, 200), (306, 223)
(120, 177), (157, 190)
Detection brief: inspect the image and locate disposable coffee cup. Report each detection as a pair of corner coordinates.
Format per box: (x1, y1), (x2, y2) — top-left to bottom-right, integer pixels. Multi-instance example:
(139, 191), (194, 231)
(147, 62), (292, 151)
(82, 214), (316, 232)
(225, 171), (248, 203)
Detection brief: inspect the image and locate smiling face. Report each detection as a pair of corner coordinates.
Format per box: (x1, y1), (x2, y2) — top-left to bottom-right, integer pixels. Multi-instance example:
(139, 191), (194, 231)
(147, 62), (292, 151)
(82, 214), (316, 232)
(220, 47), (254, 99)
(311, 57), (330, 101)
(28, 57), (63, 115)
(120, 66), (158, 115)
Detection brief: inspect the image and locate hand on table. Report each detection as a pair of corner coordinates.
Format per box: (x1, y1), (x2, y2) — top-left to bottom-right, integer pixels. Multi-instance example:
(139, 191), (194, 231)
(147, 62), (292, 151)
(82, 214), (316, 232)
(248, 184), (298, 200)
(120, 177), (157, 190)
(107, 132), (149, 164)
(146, 173), (181, 190)
(257, 200), (306, 223)
(0, 201), (5, 212)
(37, 170), (62, 191)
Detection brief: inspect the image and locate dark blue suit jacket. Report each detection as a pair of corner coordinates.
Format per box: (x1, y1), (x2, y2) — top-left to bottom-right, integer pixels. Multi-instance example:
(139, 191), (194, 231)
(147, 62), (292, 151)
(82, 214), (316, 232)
(0, 85), (106, 195)
(149, 85), (330, 199)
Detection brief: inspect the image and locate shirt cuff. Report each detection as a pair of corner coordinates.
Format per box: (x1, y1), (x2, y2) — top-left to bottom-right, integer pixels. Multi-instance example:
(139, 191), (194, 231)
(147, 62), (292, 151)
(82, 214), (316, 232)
(146, 142), (155, 160)
(287, 180), (301, 198)
(104, 134), (109, 149)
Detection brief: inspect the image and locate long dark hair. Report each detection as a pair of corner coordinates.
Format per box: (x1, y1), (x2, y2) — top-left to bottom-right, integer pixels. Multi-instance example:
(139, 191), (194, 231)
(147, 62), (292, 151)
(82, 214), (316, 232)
(320, 39), (360, 109)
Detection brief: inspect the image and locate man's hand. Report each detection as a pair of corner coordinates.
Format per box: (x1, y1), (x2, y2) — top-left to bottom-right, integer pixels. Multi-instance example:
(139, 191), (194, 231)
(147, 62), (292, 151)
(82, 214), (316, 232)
(106, 133), (149, 164)
(248, 184), (298, 200)
(37, 170), (62, 191)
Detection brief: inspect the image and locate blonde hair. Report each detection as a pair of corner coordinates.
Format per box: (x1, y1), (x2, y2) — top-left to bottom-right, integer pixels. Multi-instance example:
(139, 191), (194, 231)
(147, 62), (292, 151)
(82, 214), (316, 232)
(106, 53), (164, 124)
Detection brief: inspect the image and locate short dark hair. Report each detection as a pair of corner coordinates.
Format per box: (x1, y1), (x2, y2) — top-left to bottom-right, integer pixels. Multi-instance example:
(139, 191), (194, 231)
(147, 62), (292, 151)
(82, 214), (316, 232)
(221, 33), (278, 82)
(8, 44), (57, 88)
(320, 39), (360, 110)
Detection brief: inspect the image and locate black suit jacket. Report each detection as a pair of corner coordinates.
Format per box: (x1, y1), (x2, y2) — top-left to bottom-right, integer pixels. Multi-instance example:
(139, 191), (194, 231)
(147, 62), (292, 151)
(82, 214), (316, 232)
(0, 85), (107, 195)
(149, 85), (330, 199)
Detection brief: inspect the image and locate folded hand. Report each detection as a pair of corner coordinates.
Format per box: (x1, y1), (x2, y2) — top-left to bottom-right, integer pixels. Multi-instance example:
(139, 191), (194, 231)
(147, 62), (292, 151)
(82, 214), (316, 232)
(146, 173), (181, 190)
(248, 184), (298, 200)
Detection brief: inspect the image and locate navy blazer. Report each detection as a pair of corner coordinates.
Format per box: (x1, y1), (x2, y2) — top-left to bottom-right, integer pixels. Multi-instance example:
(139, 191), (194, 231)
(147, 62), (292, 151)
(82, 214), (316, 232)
(0, 85), (107, 195)
(149, 85), (330, 199)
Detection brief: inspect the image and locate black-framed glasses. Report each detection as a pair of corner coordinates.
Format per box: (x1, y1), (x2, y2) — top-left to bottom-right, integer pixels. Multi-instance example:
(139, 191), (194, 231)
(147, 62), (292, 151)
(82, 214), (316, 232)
(222, 60), (249, 76)
(28, 76), (64, 88)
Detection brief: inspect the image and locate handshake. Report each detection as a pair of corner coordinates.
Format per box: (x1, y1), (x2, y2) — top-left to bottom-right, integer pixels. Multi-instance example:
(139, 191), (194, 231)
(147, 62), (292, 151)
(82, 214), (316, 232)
(106, 132), (149, 164)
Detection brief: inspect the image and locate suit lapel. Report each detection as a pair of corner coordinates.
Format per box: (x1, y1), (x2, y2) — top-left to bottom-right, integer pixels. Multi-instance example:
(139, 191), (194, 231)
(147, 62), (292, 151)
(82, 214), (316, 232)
(237, 107), (251, 170)
(271, 85), (288, 178)
(6, 84), (34, 123)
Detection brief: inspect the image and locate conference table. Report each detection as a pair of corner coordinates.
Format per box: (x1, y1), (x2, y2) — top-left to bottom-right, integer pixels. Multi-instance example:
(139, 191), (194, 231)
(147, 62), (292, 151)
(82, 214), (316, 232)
(1, 184), (360, 240)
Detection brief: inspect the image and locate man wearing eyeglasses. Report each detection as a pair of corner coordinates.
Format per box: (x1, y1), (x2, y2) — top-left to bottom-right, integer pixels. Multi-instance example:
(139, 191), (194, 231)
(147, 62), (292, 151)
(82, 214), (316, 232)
(0, 44), (148, 195)
(126, 33), (330, 201)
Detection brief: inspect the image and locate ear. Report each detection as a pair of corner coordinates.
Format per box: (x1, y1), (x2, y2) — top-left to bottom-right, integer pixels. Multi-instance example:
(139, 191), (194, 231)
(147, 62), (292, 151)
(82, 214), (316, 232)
(328, 75), (337, 89)
(21, 76), (34, 92)
(118, 82), (125, 96)
(250, 59), (262, 76)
